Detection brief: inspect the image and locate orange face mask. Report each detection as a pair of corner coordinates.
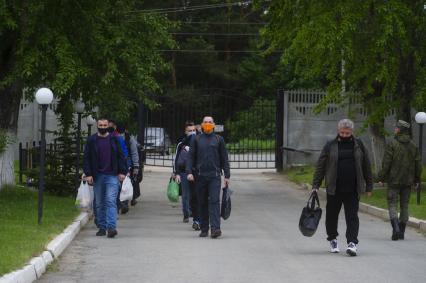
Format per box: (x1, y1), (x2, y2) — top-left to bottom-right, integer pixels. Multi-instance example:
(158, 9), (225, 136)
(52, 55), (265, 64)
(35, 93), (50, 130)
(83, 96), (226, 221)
(201, 123), (215, 134)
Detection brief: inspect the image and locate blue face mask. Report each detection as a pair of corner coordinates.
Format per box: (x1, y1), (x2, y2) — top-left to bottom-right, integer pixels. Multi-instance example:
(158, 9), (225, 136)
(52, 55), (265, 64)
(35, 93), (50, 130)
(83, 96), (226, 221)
(187, 130), (196, 136)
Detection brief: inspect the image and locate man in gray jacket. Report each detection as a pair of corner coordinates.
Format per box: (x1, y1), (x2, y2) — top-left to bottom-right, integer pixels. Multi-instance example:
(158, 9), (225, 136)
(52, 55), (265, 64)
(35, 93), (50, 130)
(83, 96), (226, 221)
(312, 119), (373, 256)
(187, 116), (230, 238)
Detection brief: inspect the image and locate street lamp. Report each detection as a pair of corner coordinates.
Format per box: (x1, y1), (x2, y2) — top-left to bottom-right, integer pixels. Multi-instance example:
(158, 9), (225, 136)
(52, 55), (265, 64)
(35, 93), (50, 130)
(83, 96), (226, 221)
(415, 112), (426, 205)
(86, 115), (96, 136)
(35, 87), (54, 225)
(74, 98), (85, 187)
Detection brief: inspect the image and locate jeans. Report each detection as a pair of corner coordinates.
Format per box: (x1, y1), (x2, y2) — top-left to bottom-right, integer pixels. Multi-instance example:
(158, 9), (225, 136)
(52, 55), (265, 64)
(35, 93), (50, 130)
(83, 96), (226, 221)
(197, 175), (221, 232)
(326, 192), (359, 244)
(180, 173), (191, 218)
(94, 174), (120, 230)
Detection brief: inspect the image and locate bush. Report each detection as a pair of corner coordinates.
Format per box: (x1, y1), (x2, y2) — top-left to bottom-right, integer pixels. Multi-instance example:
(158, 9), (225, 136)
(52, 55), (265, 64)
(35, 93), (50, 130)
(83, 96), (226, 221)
(0, 128), (10, 154)
(225, 99), (275, 142)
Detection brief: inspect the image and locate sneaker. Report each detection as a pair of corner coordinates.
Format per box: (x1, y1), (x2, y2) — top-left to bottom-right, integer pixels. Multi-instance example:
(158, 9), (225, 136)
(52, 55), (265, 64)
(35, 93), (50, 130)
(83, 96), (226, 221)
(329, 239), (339, 253)
(211, 229), (222, 239)
(346, 242), (357, 256)
(121, 206), (129, 214)
(183, 217), (189, 223)
(199, 231), (208, 237)
(130, 199), (138, 206)
(107, 229), (118, 238)
(96, 229), (106, 236)
(192, 221), (201, 231)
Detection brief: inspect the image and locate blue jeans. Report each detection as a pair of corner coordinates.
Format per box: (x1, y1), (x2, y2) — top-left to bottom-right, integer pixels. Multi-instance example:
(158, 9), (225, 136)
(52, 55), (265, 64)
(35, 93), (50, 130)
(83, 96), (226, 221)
(179, 173), (191, 218)
(94, 174), (120, 230)
(196, 176), (221, 231)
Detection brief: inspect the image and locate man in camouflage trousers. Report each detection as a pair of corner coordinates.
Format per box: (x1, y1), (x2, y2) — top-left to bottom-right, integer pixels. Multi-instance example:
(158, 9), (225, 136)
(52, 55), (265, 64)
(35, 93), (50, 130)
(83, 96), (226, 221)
(378, 120), (421, 241)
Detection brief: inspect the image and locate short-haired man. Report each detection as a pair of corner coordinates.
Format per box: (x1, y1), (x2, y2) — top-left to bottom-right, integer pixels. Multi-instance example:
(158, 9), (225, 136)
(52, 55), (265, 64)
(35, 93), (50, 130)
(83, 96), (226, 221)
(83, 118), (128, 238)
(187, 116), (230, 238)
(312, 119), (373, 256)
(378, 120), (421, 241)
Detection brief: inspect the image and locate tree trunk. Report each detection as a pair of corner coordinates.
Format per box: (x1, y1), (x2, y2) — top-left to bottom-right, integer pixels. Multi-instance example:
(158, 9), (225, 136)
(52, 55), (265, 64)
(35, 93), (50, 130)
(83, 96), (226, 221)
(369, 121), (386, 175)
(0, 131), (16, 189)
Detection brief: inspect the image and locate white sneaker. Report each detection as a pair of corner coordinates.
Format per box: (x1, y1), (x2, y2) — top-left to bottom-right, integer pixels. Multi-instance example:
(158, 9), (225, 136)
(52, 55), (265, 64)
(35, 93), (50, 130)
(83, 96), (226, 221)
(346, 242), (357, 256)
(329, 239), (340, 253)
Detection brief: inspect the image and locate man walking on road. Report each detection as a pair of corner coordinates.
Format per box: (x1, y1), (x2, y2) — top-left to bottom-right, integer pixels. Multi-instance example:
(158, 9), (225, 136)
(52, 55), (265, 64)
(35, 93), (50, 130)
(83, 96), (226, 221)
(187, 116), (230, 238)
(312, 119), (373, 256)
(83, 118), (128, 238)
(378, 120), (421, 241)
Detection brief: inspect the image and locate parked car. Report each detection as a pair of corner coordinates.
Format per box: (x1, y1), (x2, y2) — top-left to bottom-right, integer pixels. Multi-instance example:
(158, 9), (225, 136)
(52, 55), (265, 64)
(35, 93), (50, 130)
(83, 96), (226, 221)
(143, 127), (171, 156)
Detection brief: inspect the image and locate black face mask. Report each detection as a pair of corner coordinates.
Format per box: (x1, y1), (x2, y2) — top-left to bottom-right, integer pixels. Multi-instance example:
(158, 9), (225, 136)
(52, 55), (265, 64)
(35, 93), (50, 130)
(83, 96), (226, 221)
(339, 136), (352, 142)
(98, 128), (108, 135)
(107, 127), (115, 133)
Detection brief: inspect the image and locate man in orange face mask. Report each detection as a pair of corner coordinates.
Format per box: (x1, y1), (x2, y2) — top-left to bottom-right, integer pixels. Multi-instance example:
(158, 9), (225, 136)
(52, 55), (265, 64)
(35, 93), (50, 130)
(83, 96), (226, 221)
(187, 116), (230, 238)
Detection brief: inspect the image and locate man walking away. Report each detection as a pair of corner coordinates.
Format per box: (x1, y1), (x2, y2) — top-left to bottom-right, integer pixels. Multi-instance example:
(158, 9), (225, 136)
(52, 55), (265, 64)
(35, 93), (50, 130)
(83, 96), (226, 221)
(187, 116), (230, 239)
(174, 121), (200, 230)
(83, 118), (128, 238)
(312, 119), (373, 256)
(378, 120), (421, 241)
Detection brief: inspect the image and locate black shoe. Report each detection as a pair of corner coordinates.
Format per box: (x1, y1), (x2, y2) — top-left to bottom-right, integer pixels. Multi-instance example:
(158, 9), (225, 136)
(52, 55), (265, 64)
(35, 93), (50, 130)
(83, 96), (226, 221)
(96, 229), (106, 236)
(192, 222), (201, 231)
(211, 229), (222, 239)
(130, 199), (138, 206)
(121, 206), (129, 214)
(107, 229), (118, 238)
(183, 217), (189, 223)
(399, 222), (406, 240)
(391, 218), (400, 241)
(199, 231), (208, 237)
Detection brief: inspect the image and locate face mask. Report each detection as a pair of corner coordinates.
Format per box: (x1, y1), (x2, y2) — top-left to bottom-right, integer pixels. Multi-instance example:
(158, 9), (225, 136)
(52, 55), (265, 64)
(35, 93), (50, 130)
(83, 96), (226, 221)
(339, 135), (352, 142)
(201, 123), (215, 134)
(186, 130), (196, 136)
(98, 128), (108, 135)
(107, 127), (115, 133)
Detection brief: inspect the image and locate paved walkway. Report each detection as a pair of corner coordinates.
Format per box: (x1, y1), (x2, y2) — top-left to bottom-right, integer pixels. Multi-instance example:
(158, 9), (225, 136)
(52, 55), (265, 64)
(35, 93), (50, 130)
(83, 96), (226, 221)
(39, 169), (426, 283)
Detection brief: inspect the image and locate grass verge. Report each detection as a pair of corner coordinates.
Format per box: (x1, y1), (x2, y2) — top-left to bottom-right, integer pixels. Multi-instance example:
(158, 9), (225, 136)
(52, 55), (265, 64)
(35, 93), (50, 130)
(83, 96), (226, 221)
(0, 186), (79, 275)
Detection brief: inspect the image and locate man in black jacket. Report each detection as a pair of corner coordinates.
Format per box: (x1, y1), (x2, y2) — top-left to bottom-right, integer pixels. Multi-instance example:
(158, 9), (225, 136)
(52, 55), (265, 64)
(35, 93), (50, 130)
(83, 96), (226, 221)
(83, 118), (128, 238)
(312, 119), (373, 256)
(187, 116), (230, 238)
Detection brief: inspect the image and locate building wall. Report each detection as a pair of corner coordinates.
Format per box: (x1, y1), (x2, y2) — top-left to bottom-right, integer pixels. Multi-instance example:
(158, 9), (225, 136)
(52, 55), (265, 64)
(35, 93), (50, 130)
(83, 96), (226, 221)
(282, 90), (426, 166)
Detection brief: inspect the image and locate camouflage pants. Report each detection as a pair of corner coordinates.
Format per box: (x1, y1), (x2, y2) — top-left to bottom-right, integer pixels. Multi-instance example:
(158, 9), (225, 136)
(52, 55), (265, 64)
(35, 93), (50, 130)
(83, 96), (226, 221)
(387, 185), (411, 224)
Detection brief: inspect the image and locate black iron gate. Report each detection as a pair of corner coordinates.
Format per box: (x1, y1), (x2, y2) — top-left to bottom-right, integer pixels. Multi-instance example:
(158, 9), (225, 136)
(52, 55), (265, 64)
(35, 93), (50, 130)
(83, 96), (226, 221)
(138, 91), (282, 169)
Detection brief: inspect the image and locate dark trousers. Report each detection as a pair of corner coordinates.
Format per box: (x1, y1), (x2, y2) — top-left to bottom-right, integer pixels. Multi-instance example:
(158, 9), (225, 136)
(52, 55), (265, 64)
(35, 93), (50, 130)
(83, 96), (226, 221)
(326, 192), (359, 244)
(197, 175), (221, 232)
(190, 180), (199, 222)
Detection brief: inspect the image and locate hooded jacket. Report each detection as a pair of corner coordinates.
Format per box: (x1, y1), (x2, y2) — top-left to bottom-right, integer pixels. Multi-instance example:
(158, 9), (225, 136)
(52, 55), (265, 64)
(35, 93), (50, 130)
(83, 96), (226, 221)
(378, 133), (421, 185)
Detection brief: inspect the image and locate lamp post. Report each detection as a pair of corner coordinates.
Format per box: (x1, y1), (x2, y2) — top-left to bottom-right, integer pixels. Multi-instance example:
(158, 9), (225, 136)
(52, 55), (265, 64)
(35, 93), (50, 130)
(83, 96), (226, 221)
(415, 112), (426, 205)
(35, 88), (54, 224)
(86, 115), (96, 137)
(75, 98), (85, 187)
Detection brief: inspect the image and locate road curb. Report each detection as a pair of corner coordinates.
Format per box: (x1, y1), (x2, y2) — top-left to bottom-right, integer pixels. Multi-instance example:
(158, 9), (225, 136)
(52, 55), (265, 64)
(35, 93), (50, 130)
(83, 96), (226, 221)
(0, 212), (90, 283)
(301, 183), (426, 234)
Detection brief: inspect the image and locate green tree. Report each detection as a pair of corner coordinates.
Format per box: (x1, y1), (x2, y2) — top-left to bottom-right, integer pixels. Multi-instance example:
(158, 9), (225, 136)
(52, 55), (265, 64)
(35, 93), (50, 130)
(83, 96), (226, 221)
(260, 0), (426, 170)
(0, 0), (174, 188)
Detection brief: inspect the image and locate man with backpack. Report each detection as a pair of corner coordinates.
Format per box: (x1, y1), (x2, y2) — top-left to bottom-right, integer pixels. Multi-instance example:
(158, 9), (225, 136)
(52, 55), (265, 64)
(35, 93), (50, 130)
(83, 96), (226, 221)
(312, 119), (373, 256)
(187, 116), (230, 239)
(174, 121), (200, 230)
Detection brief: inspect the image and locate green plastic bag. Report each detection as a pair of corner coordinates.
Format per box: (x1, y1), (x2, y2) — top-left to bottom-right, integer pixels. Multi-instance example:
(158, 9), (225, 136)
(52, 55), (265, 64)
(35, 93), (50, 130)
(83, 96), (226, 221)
(167, 178), (180, 202)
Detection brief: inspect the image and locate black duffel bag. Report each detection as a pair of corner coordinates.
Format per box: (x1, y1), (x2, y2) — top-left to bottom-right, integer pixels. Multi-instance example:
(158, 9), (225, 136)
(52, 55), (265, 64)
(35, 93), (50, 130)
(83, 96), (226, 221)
(299, 191), (322, 237)
(221, 186), (232, 220)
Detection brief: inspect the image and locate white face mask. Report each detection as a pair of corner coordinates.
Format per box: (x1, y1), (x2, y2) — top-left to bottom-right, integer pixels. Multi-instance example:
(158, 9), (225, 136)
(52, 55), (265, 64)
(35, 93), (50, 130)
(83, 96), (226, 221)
(186, 130), (196, 136)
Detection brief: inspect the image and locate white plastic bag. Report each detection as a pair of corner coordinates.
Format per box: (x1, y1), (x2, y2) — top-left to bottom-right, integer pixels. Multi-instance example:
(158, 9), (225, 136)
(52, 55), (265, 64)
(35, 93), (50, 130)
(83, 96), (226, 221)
(120, 176), (134, 202)
(76, 180), (92, 209)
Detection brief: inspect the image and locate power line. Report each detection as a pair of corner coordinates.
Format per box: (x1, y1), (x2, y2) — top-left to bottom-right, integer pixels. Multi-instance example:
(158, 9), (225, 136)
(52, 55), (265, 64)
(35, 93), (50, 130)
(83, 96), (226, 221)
(171, 32), (259, 36)
(159, 49), (281, 53)
(126, 1), (252, 14)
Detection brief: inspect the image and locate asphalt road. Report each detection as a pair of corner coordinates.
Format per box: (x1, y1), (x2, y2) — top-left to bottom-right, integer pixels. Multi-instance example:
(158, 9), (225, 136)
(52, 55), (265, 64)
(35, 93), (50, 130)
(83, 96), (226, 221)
(39, 169), (426, 283)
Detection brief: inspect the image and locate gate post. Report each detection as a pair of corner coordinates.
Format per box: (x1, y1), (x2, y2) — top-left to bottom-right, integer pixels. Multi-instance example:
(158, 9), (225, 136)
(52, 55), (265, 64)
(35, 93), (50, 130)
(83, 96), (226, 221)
(275, 89), (284, 171)
(137, 101), (147, 165)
